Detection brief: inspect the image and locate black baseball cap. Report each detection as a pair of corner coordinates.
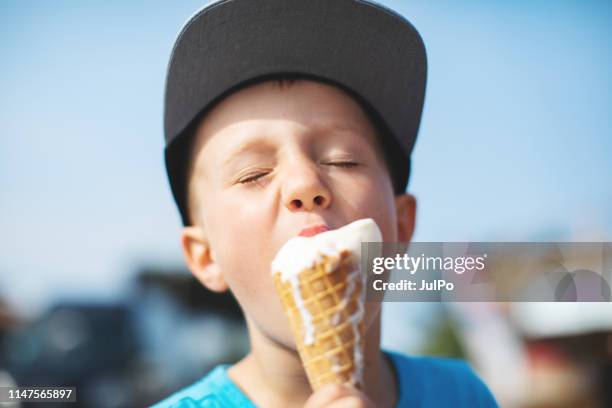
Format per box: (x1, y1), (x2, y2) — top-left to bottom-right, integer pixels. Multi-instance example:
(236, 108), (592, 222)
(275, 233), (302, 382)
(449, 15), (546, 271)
(164, 0), (427, 225)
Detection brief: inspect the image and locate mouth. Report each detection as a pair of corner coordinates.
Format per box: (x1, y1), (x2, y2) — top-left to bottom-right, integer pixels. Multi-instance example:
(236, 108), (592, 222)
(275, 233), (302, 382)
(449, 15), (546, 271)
(298, 224), (332, 237)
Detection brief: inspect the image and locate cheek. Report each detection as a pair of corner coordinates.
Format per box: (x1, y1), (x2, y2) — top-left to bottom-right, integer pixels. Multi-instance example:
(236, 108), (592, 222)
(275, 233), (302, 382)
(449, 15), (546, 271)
(207, 188), (274, 251)
(207, 196), (273, 290)
(336, 169), (398, 242)
(203, 192), (295, 342)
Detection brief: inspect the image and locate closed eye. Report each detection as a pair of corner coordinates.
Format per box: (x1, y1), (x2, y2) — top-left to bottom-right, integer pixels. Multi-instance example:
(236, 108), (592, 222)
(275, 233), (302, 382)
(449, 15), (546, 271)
(325, 161), (359, 168)
(238, 172), (269, 184)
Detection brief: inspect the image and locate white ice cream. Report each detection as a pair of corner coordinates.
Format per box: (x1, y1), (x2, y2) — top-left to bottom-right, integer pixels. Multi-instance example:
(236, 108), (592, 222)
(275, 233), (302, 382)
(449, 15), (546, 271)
(272, 218), (382, 281)
(271, 218), (382, 382)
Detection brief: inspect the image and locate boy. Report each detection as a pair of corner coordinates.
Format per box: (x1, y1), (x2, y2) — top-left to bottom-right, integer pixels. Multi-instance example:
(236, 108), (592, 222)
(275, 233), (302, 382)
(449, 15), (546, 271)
(155, 0), (498, 406)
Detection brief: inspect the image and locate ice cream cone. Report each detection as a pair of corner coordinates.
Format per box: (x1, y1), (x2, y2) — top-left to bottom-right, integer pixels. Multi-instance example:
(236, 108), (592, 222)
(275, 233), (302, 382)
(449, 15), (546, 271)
(271, 218), (382, 391)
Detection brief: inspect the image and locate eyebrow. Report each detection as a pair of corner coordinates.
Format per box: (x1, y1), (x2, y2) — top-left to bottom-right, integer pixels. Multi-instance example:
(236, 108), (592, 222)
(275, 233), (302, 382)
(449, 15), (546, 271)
(221, 120), (372, 166)
(309, 120), (370, 137)
(221, 138), (276, 168)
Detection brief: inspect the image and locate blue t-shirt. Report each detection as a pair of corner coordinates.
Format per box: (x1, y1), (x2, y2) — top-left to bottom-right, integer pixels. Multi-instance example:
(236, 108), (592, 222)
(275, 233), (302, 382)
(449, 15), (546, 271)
(151, 350), (498, 407)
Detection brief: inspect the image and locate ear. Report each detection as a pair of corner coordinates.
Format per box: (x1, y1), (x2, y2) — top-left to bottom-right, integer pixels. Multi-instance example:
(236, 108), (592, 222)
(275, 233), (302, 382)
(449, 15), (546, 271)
(394, 193), (417, 242)
(181, 226), (229, 293)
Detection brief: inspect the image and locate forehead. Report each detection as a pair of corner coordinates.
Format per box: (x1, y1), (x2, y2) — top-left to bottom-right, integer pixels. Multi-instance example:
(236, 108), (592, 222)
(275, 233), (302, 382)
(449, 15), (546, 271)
(190, 79), (381, 164)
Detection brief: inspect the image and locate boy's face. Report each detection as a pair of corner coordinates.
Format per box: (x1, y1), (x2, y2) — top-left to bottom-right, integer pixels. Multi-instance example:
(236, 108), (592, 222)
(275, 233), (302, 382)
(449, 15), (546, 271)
(182, 79), (415, 347)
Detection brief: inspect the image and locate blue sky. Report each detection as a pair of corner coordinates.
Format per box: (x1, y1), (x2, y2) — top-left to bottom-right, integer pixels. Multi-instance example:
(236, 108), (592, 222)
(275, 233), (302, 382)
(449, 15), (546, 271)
(1, 0), (610, 315)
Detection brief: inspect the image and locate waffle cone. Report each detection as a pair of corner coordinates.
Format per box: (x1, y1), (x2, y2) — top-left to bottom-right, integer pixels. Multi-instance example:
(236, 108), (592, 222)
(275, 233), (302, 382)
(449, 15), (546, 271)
(273, 249), (365, 391)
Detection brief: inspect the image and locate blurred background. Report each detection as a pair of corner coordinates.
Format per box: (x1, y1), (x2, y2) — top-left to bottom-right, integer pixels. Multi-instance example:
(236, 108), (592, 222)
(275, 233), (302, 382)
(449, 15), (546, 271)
(1, 0), (611, 407)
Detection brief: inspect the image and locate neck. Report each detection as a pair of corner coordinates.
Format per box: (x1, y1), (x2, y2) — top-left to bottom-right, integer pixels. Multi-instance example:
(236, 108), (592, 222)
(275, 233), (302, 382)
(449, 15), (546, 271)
(228, 310), (397, 408)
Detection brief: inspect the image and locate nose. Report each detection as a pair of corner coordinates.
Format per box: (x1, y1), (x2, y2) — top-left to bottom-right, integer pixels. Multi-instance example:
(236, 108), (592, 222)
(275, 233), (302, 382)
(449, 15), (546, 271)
(281, 159), (332, 212)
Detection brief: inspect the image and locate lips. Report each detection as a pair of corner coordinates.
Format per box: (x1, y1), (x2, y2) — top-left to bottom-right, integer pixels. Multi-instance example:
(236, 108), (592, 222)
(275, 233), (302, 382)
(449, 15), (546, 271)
(298, 224), (331, 237)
